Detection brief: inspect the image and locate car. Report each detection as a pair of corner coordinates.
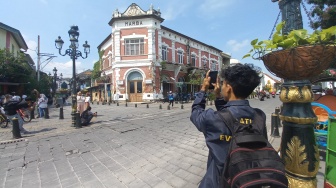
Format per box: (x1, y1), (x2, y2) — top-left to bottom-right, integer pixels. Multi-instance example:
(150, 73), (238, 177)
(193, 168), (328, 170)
(276, 90), (281, 95)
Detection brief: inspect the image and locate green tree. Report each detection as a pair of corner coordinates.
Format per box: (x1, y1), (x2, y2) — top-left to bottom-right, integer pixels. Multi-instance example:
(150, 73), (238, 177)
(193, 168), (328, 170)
(91, 60), (101, 79)
(305, 0), (336, 29)
(0, 48), (32, 83)
(91, 50), (104, 80)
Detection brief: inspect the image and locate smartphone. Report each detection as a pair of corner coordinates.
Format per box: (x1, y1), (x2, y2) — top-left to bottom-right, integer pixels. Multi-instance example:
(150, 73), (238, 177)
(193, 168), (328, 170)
(208, 71), (218, 90)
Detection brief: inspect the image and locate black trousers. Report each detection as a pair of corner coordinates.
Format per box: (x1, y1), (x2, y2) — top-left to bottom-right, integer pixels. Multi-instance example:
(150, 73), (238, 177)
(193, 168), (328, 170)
(169, 100), (174, 106)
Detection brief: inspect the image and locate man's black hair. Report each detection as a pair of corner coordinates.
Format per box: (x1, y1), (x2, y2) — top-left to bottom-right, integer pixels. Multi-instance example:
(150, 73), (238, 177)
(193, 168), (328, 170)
(220, 63), (262, 99)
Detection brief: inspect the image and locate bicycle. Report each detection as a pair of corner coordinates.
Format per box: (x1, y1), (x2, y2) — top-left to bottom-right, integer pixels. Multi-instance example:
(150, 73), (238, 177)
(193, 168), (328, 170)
(17, 108), (32, 122)
(0, 112), (8, 128)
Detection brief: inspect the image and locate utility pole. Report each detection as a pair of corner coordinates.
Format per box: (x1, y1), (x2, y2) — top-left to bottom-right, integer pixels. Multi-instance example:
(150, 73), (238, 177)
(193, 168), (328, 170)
(36, 35), (56, 82)
(37, 35), (40, 82)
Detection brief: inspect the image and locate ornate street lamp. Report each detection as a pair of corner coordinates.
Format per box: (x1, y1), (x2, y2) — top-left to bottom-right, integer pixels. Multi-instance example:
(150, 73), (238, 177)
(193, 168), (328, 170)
(53, 67), (57, 100)
(59, 73), (63, 89)
(55, 25), (90, 127)
(270, 0), (319, 187)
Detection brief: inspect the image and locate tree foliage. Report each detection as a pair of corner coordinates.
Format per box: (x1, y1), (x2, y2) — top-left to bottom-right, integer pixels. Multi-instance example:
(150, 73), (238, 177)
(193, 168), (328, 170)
(305, 0), (336, 29)
(0, 48), (33, 83)
(0, 48), (55, 95)
(91, 50), (104, 79)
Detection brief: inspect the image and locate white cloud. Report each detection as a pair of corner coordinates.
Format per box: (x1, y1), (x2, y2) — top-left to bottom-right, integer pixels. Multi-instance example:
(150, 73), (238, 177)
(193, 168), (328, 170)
(42, 60), (84, 78)
(26, 40), (37, 58)
(21, 34), (38, 58)
(160, 1), (192, 20)
(226, 39), (249, 52)
(198, 0), (234, 18)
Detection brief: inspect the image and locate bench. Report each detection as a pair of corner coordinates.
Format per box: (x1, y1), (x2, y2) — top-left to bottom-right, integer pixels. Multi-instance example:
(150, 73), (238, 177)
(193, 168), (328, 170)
(311, 95), (336, 127)
(311, 95), (336, 148)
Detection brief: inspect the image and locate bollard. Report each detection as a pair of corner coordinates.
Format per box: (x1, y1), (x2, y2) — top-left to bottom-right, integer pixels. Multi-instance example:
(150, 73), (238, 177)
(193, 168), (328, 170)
(59, 107), (64, 119)
(276, 113), (282, 128)
(108, 102), (110, 105)
(44, 108), (50, 119)
(135, 104), (137, 108)
(125, 102), (128, 107)
(275, 107), (282, 127)
(97, 101), (99, 105)
(117, 102), (119, 106)
(181, 104), (184, 109)
(167, 105), (170, 110)
(75, 112), (82, 129)
(271, 113), (280, 137)
(159, 104), (162, 109)
(30, 107), (35, 120)
(12, 117), (22, 139)
(146, 104), (149, 108)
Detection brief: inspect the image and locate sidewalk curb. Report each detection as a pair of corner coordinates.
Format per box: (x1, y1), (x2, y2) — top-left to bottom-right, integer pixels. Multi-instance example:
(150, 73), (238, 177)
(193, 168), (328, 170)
(0, 138), (27, 145)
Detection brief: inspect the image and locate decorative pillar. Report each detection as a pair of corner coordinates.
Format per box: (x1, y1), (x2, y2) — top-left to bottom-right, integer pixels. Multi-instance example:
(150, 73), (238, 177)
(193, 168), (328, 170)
(278, 81), (319, 187)
(270, 0), (317, 187)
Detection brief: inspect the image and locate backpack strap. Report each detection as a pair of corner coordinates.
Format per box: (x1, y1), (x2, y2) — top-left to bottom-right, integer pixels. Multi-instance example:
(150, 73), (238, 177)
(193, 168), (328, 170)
(252, 108), (266, 133)
(217, 109), (237, 134)
(218, 108), (265, 134)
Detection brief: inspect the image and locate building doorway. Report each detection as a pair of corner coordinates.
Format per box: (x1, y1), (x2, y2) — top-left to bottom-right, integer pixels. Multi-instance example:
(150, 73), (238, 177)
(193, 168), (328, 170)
(127, 71), (143, 102)
(161, 75), (173, 98)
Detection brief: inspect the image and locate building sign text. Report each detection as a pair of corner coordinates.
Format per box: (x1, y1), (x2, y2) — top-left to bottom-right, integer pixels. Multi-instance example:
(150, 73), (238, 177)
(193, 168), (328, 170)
(125, 21), (143, 26)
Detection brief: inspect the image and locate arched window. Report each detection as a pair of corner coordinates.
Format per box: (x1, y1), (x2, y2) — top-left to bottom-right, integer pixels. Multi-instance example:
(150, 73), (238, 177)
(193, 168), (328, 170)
(127, 72), (143, 81)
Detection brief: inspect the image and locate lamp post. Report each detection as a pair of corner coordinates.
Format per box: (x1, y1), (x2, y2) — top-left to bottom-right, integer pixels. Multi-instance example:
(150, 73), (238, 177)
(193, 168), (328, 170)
(59, 73), (63, 89)
(48, 72), (53, 96)
(53, 67), (57, 101)
(55, 25), (90, 127)
(102, 72), (107, 103)
(270, 0), (318, 187)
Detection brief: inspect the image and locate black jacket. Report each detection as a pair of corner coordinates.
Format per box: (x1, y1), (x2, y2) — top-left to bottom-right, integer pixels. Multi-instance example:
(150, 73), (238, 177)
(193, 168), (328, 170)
(4, 100), (29, 116)
(190, 91), (267, 188)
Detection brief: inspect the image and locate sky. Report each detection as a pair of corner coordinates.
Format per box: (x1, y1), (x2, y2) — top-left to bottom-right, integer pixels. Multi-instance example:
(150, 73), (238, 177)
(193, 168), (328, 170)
(0, 0), (314, 79)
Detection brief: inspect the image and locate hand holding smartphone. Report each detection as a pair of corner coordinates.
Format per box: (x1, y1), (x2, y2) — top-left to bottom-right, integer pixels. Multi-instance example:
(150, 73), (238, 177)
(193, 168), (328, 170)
(208, 71), (218, 90)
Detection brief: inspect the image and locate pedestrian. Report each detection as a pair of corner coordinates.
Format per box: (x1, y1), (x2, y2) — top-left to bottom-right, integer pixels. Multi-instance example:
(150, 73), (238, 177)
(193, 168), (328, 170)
(77, 91), (85, 115)
(3, 96), (34, 134)
(0, 95), (5, 106)
(168, 91), (174, 107)
(21, 95), (27, 102)
(3, 94), (12, 104)
(190, 63), (267, 187)
(37, 94), (48, 118)
(80, 106), (97, 126)
(84, 93), (91, 109)
(12, 95), (21, 102)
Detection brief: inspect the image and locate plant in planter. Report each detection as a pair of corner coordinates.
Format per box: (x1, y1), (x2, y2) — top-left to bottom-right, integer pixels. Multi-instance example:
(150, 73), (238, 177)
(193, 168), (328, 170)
(160, 61), (167, 70)
(243, 22), (336, 80)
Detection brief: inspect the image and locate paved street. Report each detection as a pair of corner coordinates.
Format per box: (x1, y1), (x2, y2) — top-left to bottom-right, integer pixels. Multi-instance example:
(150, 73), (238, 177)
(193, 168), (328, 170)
(0, 97), (325, 188)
